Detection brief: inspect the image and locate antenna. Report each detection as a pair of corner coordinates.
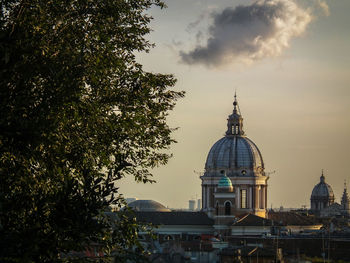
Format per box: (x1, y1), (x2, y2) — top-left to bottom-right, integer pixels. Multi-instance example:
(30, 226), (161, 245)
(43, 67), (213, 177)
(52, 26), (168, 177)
(265, 170), (276, 176)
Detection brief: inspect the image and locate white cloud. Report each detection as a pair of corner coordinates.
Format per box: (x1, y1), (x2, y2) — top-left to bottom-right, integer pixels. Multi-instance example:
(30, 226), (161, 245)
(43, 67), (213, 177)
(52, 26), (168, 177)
(180, 0), (315, 67)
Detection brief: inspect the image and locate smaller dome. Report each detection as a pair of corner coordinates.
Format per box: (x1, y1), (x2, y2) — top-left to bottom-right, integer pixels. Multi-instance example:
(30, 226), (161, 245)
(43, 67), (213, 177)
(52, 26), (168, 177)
(218, 174), (233, 192)
(311, 174), (334, 199)
(128, 200), (171, 212)
(218, 175), (233, 188)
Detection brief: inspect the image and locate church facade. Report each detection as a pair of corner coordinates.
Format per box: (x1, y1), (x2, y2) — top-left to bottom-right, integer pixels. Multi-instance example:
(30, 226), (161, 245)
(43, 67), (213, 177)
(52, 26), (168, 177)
(200, 95), (268, 224)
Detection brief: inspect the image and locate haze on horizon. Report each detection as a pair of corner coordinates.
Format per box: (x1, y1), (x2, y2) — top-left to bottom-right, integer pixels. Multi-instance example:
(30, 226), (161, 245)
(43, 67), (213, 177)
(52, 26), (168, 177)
(119, 0), (350, 210)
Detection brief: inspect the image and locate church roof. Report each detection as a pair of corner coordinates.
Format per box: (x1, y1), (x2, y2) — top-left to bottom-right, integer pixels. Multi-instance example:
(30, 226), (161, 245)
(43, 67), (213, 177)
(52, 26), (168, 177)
(268, 211), (320, 226)
(134, 211), (214, 226)
(233, 213), (276, 227)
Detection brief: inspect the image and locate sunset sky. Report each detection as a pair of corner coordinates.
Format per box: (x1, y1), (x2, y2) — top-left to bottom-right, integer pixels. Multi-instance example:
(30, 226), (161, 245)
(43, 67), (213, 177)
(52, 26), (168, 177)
(119, 0), (350, 209)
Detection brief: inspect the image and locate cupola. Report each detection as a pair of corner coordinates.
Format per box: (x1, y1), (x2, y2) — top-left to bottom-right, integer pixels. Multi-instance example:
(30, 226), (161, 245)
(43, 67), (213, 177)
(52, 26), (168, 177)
(226, 92), (244, 136)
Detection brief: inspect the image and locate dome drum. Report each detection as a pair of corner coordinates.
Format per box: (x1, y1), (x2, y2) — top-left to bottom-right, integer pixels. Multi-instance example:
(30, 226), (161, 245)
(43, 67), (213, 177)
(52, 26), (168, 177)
(204, 168), (264, 177)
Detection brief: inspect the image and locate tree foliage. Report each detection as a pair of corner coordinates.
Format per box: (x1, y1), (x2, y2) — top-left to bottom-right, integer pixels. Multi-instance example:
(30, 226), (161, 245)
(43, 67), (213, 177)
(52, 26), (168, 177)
(0, 0), (184, 262)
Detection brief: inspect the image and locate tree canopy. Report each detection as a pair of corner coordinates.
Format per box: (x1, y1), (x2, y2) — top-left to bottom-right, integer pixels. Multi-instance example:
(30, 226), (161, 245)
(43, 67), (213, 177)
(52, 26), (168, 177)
(0, 0), (184, 262)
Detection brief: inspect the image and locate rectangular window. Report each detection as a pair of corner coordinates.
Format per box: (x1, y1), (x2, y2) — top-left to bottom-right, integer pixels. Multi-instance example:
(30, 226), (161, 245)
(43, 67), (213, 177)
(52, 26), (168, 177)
(241, 189), (247, 209)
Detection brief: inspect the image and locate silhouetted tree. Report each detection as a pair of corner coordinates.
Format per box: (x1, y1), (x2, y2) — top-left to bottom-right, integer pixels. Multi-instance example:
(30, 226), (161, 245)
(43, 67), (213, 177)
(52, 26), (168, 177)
(0, 0), (184, 262)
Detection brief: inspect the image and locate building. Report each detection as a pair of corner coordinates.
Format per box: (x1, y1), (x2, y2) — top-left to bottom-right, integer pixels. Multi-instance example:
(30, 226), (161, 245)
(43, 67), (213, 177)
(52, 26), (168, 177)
(268, 211), (322, 234)
(127, 199), (217, 263)
(118, 96), (350, 262)
(201, 94), (268, 219)
(128, 199), (171, 212)
(119, 96), (350, 262)
(127, 96), (272, 240)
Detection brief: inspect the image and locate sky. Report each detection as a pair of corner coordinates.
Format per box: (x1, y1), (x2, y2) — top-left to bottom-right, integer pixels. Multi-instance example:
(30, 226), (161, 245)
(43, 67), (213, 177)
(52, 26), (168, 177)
(119, 0), (350, 209)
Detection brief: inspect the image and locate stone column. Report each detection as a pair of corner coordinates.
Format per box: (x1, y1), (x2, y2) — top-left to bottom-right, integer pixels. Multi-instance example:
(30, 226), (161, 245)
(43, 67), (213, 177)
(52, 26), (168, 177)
(254, 186), (259, 210)
(206, 185), (209, 209)
(249, 187), (252, 209)
(260, 186), (264, 209)
(236, 186), (240, 208)
(265, 185), (268, 209)
(202, 184), (205, 209)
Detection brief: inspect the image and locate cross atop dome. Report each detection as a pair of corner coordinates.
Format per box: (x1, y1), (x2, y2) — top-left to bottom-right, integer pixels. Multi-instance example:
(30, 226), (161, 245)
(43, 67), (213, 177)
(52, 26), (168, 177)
(226, 93), (244, 136)
(320, 169), (325, 183)
(232, 91), (242, 115)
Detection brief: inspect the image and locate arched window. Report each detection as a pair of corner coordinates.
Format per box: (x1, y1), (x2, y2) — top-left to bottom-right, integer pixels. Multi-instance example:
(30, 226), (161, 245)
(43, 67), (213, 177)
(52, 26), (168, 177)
(225, 201), (231, 215)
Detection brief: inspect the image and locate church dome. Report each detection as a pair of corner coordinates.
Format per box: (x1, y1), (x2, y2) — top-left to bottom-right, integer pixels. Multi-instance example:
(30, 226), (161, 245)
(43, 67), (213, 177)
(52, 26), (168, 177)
(204, 94), (264, 176)
(206, 136), (263, 171)
(128, 200), (171, 212)
(311, 174), (334, 200)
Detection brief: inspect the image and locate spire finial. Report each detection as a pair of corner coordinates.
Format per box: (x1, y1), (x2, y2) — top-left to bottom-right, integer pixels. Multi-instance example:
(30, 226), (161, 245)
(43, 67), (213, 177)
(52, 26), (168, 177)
(344, 179), (347, 190)
(233, 91), (238, 111)
(320, 169), (325, 183)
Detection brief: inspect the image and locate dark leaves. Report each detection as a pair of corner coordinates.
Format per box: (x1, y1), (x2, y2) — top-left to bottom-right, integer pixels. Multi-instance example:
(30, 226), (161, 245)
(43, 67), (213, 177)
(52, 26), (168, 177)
(0, 0), (183, 262)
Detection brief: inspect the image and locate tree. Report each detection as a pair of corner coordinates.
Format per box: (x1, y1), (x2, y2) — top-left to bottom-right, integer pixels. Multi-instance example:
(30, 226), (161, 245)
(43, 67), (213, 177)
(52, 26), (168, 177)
(0, 0), (184, 262)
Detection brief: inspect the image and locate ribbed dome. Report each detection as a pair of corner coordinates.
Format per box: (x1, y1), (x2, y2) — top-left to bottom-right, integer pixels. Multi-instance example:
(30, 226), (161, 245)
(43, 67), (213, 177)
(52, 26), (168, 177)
(205, 136), (264, 171)
(128, 200), (171, 212)
(311, 175), (334, 199)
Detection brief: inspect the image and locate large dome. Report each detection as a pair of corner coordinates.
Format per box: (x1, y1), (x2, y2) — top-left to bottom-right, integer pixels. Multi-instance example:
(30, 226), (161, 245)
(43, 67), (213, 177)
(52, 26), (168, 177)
(205, 136), (264, 171)
(204, 94), (264, 176)
(128, 200), (171, 212)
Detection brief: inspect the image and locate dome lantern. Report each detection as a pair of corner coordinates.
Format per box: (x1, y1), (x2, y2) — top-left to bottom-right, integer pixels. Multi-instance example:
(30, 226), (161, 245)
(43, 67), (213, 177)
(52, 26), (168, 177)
(226, 92), (244, 136)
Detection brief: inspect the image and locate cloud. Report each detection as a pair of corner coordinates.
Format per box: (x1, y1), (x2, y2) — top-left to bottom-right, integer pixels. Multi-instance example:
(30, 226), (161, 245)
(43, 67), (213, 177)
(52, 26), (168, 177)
(180, 0), (315, 67)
